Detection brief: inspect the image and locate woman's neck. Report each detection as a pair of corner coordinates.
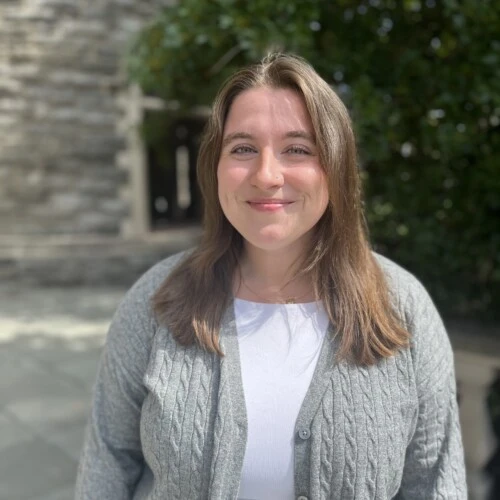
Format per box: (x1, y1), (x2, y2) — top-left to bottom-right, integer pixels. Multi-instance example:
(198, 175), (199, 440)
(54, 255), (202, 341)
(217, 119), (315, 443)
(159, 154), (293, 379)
(235, 243), (314, 303)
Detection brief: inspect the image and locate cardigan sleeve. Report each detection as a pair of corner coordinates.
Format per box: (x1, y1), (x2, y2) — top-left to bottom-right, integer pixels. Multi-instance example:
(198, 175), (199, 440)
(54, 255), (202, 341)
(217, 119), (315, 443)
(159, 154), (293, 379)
(396, 280), (467, 499)
(74, 265), (163, 499)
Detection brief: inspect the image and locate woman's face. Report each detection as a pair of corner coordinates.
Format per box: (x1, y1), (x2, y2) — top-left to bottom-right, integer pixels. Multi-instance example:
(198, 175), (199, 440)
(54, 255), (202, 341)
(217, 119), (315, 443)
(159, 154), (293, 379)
(217, 86), (329, 255)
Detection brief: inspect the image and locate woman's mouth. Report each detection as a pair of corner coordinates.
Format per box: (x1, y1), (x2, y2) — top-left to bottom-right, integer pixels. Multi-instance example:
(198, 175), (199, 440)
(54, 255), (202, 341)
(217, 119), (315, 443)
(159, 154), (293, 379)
(246, 199), (294, 212)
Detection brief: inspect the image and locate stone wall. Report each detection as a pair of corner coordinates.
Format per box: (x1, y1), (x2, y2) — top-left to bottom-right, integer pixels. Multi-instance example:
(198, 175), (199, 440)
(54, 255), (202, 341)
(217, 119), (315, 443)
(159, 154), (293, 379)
(0, 0), (173, 236)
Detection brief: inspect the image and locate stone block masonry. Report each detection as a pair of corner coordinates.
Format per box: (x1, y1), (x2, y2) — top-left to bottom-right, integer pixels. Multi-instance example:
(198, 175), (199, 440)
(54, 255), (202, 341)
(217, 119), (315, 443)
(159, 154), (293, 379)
(0, 0), (174, 236)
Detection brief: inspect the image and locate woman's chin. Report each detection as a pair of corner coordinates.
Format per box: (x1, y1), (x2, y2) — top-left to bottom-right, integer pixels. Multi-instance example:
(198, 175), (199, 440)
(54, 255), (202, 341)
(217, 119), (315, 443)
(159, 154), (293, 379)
(242, 231), (306, 253)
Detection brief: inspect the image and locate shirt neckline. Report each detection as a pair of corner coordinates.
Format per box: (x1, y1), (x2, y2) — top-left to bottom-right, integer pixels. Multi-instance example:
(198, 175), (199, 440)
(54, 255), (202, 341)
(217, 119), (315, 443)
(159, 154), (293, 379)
(233, 297), (321, 307)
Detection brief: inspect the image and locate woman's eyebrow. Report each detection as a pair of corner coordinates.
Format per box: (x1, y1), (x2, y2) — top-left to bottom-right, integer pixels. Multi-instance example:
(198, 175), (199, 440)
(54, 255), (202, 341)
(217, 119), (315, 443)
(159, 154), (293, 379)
(222, 132), (254, 149)
(221, 130), (315, 149)
(285, 130), (315, 142)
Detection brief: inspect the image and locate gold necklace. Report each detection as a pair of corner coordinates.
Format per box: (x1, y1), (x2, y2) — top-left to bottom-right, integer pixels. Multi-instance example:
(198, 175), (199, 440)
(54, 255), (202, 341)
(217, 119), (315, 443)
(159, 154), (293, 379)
(241, 279), (312, 304)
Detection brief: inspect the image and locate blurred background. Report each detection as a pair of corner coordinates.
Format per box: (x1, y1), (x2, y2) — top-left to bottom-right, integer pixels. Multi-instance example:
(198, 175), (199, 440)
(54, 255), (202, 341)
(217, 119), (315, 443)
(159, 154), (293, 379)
(0, 0), (498, 499)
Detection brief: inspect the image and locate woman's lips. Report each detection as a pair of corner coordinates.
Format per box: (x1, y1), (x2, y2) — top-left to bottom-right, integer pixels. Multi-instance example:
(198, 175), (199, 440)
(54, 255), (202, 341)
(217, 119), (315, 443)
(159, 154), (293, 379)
(246, 199), (294, 212)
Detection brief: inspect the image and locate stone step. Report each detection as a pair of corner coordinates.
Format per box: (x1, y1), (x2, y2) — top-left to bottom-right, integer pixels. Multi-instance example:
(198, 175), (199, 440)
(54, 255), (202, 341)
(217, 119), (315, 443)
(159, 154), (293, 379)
(0, 228), (201, 287)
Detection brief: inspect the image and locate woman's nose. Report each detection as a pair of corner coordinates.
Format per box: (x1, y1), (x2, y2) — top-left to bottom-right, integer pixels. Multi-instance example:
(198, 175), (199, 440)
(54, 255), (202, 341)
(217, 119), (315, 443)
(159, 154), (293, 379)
(250, 150), (284, 190)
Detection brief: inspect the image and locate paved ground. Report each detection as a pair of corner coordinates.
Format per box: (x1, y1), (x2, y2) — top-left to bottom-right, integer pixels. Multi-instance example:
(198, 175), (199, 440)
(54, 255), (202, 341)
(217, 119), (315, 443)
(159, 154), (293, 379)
(0, 284), (126, 500)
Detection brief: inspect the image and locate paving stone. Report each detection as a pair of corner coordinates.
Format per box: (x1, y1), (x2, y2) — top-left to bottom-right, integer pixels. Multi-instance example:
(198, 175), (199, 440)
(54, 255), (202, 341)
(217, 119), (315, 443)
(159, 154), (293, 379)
(0, 350), (86, 410)
(0, 411), (36, 453)
(36, 485), (75, 500)
(5, 394), (90, 436)
(0, 285), (108, 321)
(44, 419), (88, 462)
(6, 340), (103, 376)
(0, 437), (77, 500)
(55, 349), (102, 391)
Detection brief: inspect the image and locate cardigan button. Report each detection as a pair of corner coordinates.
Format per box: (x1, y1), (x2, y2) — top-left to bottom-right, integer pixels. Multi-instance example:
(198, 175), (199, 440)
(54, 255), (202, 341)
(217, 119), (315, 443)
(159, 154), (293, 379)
(298, 428), (311, 440)
(297, 496), (309, 500)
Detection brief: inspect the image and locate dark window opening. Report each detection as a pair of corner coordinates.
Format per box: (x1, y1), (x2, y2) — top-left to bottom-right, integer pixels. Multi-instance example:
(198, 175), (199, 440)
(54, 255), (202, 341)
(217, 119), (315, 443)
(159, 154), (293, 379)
(145, 113), (206, 229)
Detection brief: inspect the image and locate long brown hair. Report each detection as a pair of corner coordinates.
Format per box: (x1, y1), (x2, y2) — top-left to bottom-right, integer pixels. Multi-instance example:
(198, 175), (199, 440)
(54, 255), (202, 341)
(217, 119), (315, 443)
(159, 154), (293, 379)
(153, 53), (409, 365)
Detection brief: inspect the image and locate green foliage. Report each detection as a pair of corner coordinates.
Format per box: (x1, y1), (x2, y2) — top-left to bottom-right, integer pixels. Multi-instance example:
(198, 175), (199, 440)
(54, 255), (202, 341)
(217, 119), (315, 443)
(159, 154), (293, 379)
(128, 0), (500, 320)
(128, 0), (320, 105)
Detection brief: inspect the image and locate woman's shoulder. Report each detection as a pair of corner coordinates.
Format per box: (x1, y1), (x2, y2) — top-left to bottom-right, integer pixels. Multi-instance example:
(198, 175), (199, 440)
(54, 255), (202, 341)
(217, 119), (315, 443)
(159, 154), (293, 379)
(372, 251), (435, 328)
(372, 252), (454, 379)
(126, 249), (192, 301)
(373, 251), (424, 293)
(107, 250), (192, 342)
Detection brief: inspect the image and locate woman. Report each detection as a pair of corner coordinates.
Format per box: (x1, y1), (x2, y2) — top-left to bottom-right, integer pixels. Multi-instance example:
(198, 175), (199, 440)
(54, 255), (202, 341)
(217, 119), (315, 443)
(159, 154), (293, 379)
(76, 53), (467, 499)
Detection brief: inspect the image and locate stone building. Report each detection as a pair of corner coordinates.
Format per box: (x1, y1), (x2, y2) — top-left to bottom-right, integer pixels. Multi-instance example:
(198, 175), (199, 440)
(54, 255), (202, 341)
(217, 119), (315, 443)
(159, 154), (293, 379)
(0, 0), (200, 285)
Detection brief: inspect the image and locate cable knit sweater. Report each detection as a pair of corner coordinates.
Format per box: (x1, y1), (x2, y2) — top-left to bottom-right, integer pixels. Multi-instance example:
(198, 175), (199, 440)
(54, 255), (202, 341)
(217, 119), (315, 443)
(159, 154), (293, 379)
(75, 251), (467, 500)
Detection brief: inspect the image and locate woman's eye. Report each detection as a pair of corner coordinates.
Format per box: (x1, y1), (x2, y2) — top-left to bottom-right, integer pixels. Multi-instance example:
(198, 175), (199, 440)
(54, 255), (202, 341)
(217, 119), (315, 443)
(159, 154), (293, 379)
(231, 146), (255, 154)
(286, 146), (310, 155)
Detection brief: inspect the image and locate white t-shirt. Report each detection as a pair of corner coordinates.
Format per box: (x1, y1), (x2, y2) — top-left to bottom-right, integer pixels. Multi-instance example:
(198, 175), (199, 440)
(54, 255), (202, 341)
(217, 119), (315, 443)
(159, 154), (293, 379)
(234, 298), (329, 500)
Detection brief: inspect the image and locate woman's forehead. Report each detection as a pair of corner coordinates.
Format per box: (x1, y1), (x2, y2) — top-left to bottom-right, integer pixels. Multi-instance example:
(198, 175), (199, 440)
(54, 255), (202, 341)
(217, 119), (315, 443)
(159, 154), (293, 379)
(223, 87), (314, 138)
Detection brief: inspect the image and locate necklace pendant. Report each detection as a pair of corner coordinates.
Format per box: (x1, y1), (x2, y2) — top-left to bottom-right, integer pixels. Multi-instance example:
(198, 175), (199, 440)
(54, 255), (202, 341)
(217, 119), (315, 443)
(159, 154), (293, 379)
(284, 297), (296, 304)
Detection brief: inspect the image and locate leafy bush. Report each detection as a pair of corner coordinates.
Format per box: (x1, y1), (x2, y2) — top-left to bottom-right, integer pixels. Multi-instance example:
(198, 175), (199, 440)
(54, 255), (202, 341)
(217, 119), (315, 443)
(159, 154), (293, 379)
(128, 0), (500, 319)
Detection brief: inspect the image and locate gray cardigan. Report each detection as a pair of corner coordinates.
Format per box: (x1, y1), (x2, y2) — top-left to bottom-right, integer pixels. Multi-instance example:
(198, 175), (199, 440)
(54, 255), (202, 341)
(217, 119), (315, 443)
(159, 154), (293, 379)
(75, 252), (467, 499)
